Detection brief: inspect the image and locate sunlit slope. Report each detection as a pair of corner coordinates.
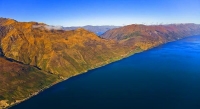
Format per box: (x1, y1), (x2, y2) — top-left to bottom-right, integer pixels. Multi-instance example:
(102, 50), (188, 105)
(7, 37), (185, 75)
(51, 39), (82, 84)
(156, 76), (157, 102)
(0, 18), (200, 108)
(0, 18), (130, 78)
(101, 24), (200, 50)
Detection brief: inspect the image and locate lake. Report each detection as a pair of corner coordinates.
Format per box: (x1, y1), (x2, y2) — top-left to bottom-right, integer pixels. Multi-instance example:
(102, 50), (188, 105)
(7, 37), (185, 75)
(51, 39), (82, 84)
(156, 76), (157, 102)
(11, 35), (200, 109)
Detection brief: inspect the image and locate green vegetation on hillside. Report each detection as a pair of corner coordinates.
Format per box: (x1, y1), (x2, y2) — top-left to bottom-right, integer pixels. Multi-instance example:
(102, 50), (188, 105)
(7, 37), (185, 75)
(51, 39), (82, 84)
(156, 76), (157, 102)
(0, 57), (59, 108)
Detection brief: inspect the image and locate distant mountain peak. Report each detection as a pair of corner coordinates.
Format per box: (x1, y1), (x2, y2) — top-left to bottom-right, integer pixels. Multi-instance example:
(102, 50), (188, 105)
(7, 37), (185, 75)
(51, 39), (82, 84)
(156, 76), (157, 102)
(63, 25), (120, 35)
(76, 28), (87, 31)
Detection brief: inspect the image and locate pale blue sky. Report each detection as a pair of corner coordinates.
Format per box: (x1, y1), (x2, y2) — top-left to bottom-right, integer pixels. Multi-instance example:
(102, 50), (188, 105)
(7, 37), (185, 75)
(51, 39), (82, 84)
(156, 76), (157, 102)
(0, 0), (200, 26)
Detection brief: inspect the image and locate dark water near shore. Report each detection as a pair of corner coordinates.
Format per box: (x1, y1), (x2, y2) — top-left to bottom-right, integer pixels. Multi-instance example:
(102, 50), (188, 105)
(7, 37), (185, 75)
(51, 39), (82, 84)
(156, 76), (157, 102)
(11, 35), (200, 109)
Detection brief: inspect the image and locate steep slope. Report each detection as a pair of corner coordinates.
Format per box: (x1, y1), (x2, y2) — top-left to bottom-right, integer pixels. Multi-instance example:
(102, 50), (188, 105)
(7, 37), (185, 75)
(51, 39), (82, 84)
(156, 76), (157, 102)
(101, 24), (200, 50)
(0, 18), (130, 108)
(0, 19), (126, 78)
(0, 57), (58, 108)
(0, 31), (59, 108)
(0, 18), (200, 108)
(0, 19), (130, 79)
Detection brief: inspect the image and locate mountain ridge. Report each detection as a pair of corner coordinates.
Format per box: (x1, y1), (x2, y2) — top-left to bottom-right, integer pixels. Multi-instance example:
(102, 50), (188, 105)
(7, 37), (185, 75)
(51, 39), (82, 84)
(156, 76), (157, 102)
(101, 23), (200, 50)
(0, 18), (200, 108)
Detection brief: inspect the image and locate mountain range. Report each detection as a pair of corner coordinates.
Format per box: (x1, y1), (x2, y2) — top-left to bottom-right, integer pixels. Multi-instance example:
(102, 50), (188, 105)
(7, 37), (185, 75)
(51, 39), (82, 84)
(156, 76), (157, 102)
(63, 25), (120, 35)
(0, 18), (200, 108)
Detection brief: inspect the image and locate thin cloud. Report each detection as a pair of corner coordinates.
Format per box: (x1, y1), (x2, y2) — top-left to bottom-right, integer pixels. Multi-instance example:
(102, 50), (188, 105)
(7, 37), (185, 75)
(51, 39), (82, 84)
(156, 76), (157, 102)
(32, 25), (63, 30)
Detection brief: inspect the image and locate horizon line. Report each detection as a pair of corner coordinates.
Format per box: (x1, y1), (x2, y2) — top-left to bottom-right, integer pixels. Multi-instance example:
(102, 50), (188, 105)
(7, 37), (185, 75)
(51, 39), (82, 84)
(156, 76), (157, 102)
(1, 17), (199, 27)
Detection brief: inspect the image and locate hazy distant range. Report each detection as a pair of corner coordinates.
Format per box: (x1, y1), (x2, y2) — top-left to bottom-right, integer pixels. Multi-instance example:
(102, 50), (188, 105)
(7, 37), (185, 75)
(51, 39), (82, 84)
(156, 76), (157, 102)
(63, 25), (120, 35)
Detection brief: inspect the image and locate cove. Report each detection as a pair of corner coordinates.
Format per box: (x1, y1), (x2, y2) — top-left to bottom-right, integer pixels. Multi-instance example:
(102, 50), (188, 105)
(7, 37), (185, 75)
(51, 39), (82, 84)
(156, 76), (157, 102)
(11, 35), (200, 109)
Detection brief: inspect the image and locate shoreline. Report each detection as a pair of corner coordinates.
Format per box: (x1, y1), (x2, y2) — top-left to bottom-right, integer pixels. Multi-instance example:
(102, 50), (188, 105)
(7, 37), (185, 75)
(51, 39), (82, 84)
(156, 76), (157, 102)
(6, 47), (141, 109)
(5, 35), (200, 109)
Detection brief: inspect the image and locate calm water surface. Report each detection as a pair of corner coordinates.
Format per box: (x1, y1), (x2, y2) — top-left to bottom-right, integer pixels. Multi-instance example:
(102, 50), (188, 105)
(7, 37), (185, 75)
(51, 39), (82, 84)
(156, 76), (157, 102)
(11, 35), (200, 109)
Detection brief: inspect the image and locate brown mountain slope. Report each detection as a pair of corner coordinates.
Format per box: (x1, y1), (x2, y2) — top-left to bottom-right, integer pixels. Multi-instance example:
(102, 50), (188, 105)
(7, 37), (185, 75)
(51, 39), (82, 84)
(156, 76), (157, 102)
(101, 24), (200, 50)
(0, 18), (200, 108)
(0, 18), (130, 78)
(0, 35), (58, 108)
(0, 18), (132, 108)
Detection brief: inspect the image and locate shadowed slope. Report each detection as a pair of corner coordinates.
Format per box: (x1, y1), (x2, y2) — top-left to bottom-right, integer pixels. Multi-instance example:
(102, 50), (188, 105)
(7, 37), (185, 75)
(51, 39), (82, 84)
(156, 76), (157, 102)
(0, 57), (58, 108)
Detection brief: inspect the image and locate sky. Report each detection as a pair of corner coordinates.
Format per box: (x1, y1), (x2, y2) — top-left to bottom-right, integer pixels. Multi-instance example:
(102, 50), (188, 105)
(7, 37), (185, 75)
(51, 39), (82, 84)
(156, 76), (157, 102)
(0, 0), (200, 26)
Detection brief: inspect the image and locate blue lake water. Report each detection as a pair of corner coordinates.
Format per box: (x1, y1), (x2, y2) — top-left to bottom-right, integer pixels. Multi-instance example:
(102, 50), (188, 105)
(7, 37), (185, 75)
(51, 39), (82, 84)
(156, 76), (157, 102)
(11, 35), (200, 109)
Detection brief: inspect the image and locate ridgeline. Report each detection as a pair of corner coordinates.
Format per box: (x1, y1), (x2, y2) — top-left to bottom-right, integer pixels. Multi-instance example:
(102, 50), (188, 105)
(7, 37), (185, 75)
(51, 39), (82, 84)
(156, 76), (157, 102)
(0, 18), (200, 108)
